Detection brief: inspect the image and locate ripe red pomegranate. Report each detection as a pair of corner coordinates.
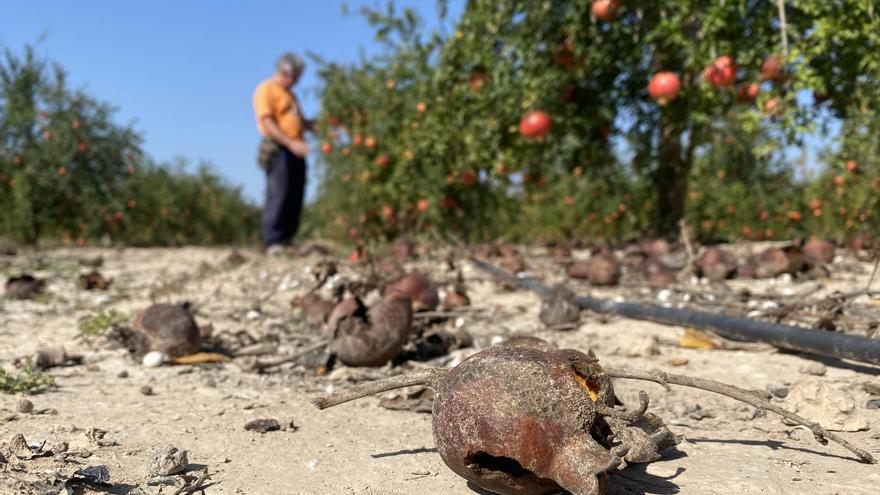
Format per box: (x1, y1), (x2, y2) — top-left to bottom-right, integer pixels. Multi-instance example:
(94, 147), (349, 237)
(469, 71), (489, 90)
(760, 55), (785, 81)
(591, 0), (621, 21)
(846, 160), (858, 172)
(320, 141), (333, 154)
(803, 239), (835, 266)
(647, 72), (681, 105)
(763, 97), (781, 116)
(416, 102), (427, 113)
(519, 110), (552, 140)
(416, 198), (430, 212)
(460, 170), (478, 186)
(737, 82), (760, 102)
(703, 56), (736, 88)
(352, 134), (364, 147)
(365, 136), (377, 149)
(374, 155), (389, 167)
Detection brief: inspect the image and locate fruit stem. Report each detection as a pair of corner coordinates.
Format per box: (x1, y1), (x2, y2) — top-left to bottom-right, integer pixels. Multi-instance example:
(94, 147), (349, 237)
(312, 367), (448, 410)
(605, 367), (876, 464)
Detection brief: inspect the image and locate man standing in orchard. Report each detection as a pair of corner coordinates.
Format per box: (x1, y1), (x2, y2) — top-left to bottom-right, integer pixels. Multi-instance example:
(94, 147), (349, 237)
(253, 52), (313, 254)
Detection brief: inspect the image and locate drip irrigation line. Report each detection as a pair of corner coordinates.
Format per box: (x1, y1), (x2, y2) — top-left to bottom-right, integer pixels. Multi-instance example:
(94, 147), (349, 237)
(471, 258), (880, 366)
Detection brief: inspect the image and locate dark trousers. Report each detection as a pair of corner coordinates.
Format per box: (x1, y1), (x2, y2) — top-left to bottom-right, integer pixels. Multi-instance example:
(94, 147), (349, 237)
(262, 147), (306, 246)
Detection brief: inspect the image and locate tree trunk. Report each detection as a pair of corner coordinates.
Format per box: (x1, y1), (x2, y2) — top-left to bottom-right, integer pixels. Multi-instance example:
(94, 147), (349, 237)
(655, 123), (689, 234)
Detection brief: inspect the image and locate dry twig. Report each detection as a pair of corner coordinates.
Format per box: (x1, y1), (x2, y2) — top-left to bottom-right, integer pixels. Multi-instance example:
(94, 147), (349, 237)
(604, 367), (875, 464)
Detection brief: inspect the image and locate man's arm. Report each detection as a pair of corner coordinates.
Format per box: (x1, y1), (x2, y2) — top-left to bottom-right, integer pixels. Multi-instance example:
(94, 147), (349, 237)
(261, 116), (309, 158)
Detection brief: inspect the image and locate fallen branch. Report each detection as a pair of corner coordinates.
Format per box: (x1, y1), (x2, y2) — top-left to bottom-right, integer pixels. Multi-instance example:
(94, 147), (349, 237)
(312, 368), (448, 409)
(604, 367), (875, 464)
(251, 340), (329, 372)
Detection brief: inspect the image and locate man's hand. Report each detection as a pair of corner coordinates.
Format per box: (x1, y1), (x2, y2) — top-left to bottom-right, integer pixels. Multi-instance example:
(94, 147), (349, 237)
(286, 138), (310, 158)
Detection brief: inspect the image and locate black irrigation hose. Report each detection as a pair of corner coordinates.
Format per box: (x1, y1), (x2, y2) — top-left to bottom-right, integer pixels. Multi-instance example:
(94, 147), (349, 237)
(471, 258), (880, 366)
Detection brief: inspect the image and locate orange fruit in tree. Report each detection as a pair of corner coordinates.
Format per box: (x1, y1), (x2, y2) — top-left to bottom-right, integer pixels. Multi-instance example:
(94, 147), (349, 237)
(760, 55), (785, 81)
(320, 141), (333, 154)
(341, 146), (351, 156)
(832, 175), (845, 186)
(365, 136), (376, 149)
(460, 170), (478, 186)
(469, 71), (488, 90)
(648, 72), (681, 105)
(57, 166), (67, 176)
(374, 155), (389, 167)
(737, 83), (760, 102)
(564, 195), (574, 205)
(127, 199), (137, 208)
(787, 211), (802, 221)
(416, 102), (426, 113)
(416, 199), (430, 212)
(846, 160), (858, 172)
(703, 56), (736, 88)
(591, 0), (621, 21)
(809, 198), (822, 210)
(519, 110), (552, 140)
(764, 97), (781, 116)
(71, 119), (80, 129)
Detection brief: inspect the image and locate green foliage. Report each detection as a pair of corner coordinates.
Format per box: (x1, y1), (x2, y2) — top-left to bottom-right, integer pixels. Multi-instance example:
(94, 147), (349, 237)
(78, 309), (128, 339)
(310, 1), (880, 243)
(0, 365), (55, 394)
(0, 44), (260, 246)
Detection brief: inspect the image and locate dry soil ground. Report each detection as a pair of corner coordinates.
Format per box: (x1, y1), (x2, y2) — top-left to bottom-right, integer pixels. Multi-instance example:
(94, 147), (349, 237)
(1, 245), (879, 494)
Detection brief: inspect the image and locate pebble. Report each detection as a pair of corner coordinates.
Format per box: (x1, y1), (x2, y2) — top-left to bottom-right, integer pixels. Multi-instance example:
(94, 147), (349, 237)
(799, 362), (827, 376)
(866, 399), (880, 410)
(146, 444), (188, 476)
(142, 351), (167, 368)
(140, 386), (154, 396)
(117, 370), (129, 378)
(17, 399), (34, 414)
(766, 384), (789, 399)
(244, 418), (281, 433)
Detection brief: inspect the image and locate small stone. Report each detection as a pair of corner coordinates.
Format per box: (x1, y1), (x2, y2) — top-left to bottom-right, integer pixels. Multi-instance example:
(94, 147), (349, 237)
(117, 371), (129, 379)
(17, 399), (34, 414)
(866, 399), (880, 410)
(146, 444), (188, 476)
(666, 358), (689, 367)
(244, 418), (281, 433)
(140, 386), (154, 396)
(787, 377), (869, 432)
(142, 351), (167, 367)
(766, 384), (789, 399)
(685, 404), (715, 421)
(799, 362), (827, 376)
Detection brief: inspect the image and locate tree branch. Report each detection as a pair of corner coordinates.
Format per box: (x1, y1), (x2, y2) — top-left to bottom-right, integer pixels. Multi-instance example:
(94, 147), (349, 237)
(604, 367), (875, 464)
(312, 368), (448, 409)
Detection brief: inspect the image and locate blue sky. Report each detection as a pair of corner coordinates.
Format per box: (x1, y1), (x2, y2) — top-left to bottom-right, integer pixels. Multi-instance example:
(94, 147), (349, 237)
(2, 0), (464, 203)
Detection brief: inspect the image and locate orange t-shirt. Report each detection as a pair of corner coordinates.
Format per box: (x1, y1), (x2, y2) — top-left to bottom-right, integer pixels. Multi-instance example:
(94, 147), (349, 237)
(253, 79), (304, 140)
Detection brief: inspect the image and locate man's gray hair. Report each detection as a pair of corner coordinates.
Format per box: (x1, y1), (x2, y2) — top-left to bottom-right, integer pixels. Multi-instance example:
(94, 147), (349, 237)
(276, 52), (305, 76)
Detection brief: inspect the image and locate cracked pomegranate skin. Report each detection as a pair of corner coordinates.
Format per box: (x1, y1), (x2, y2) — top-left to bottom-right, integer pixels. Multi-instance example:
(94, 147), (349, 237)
(432, 345), (616, 495)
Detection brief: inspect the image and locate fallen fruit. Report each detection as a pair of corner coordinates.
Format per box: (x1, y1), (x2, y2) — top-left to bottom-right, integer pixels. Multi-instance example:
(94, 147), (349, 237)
(327, 295), (412, 367)
(803, 239), (835, 266)
(131, 304), (200, 358)
(5, 274), (45, 300)
(697, 247), (736, 281)
(79, 271), (112, 291)
(385, 272), (440, 312)
(642, 257), (674, 286)
(292, 293), (336, 327)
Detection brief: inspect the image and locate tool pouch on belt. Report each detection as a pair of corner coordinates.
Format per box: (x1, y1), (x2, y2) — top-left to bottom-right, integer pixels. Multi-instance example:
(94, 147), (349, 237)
(257, 136), (281, 171)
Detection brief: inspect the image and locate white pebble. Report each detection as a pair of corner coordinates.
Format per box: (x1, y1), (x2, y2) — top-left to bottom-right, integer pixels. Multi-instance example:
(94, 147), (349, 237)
(781, 288), (795, 296)
(681, 293), (692, 302)
(612, 296), (624, 303)
(747, 310), (763, 319)
(324, 384), (335, 394)
(656, 289), (672, 302)
(760, 301), (779, 310)
(142, 351), (167, 368)
(778, 273), (792, 283)
(258, 271), (268, 280)
(307, 459), (320, 471)
(245, 309), (262, 320)
(490, 335), (505, 346)
(455, 317), (465, 329)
